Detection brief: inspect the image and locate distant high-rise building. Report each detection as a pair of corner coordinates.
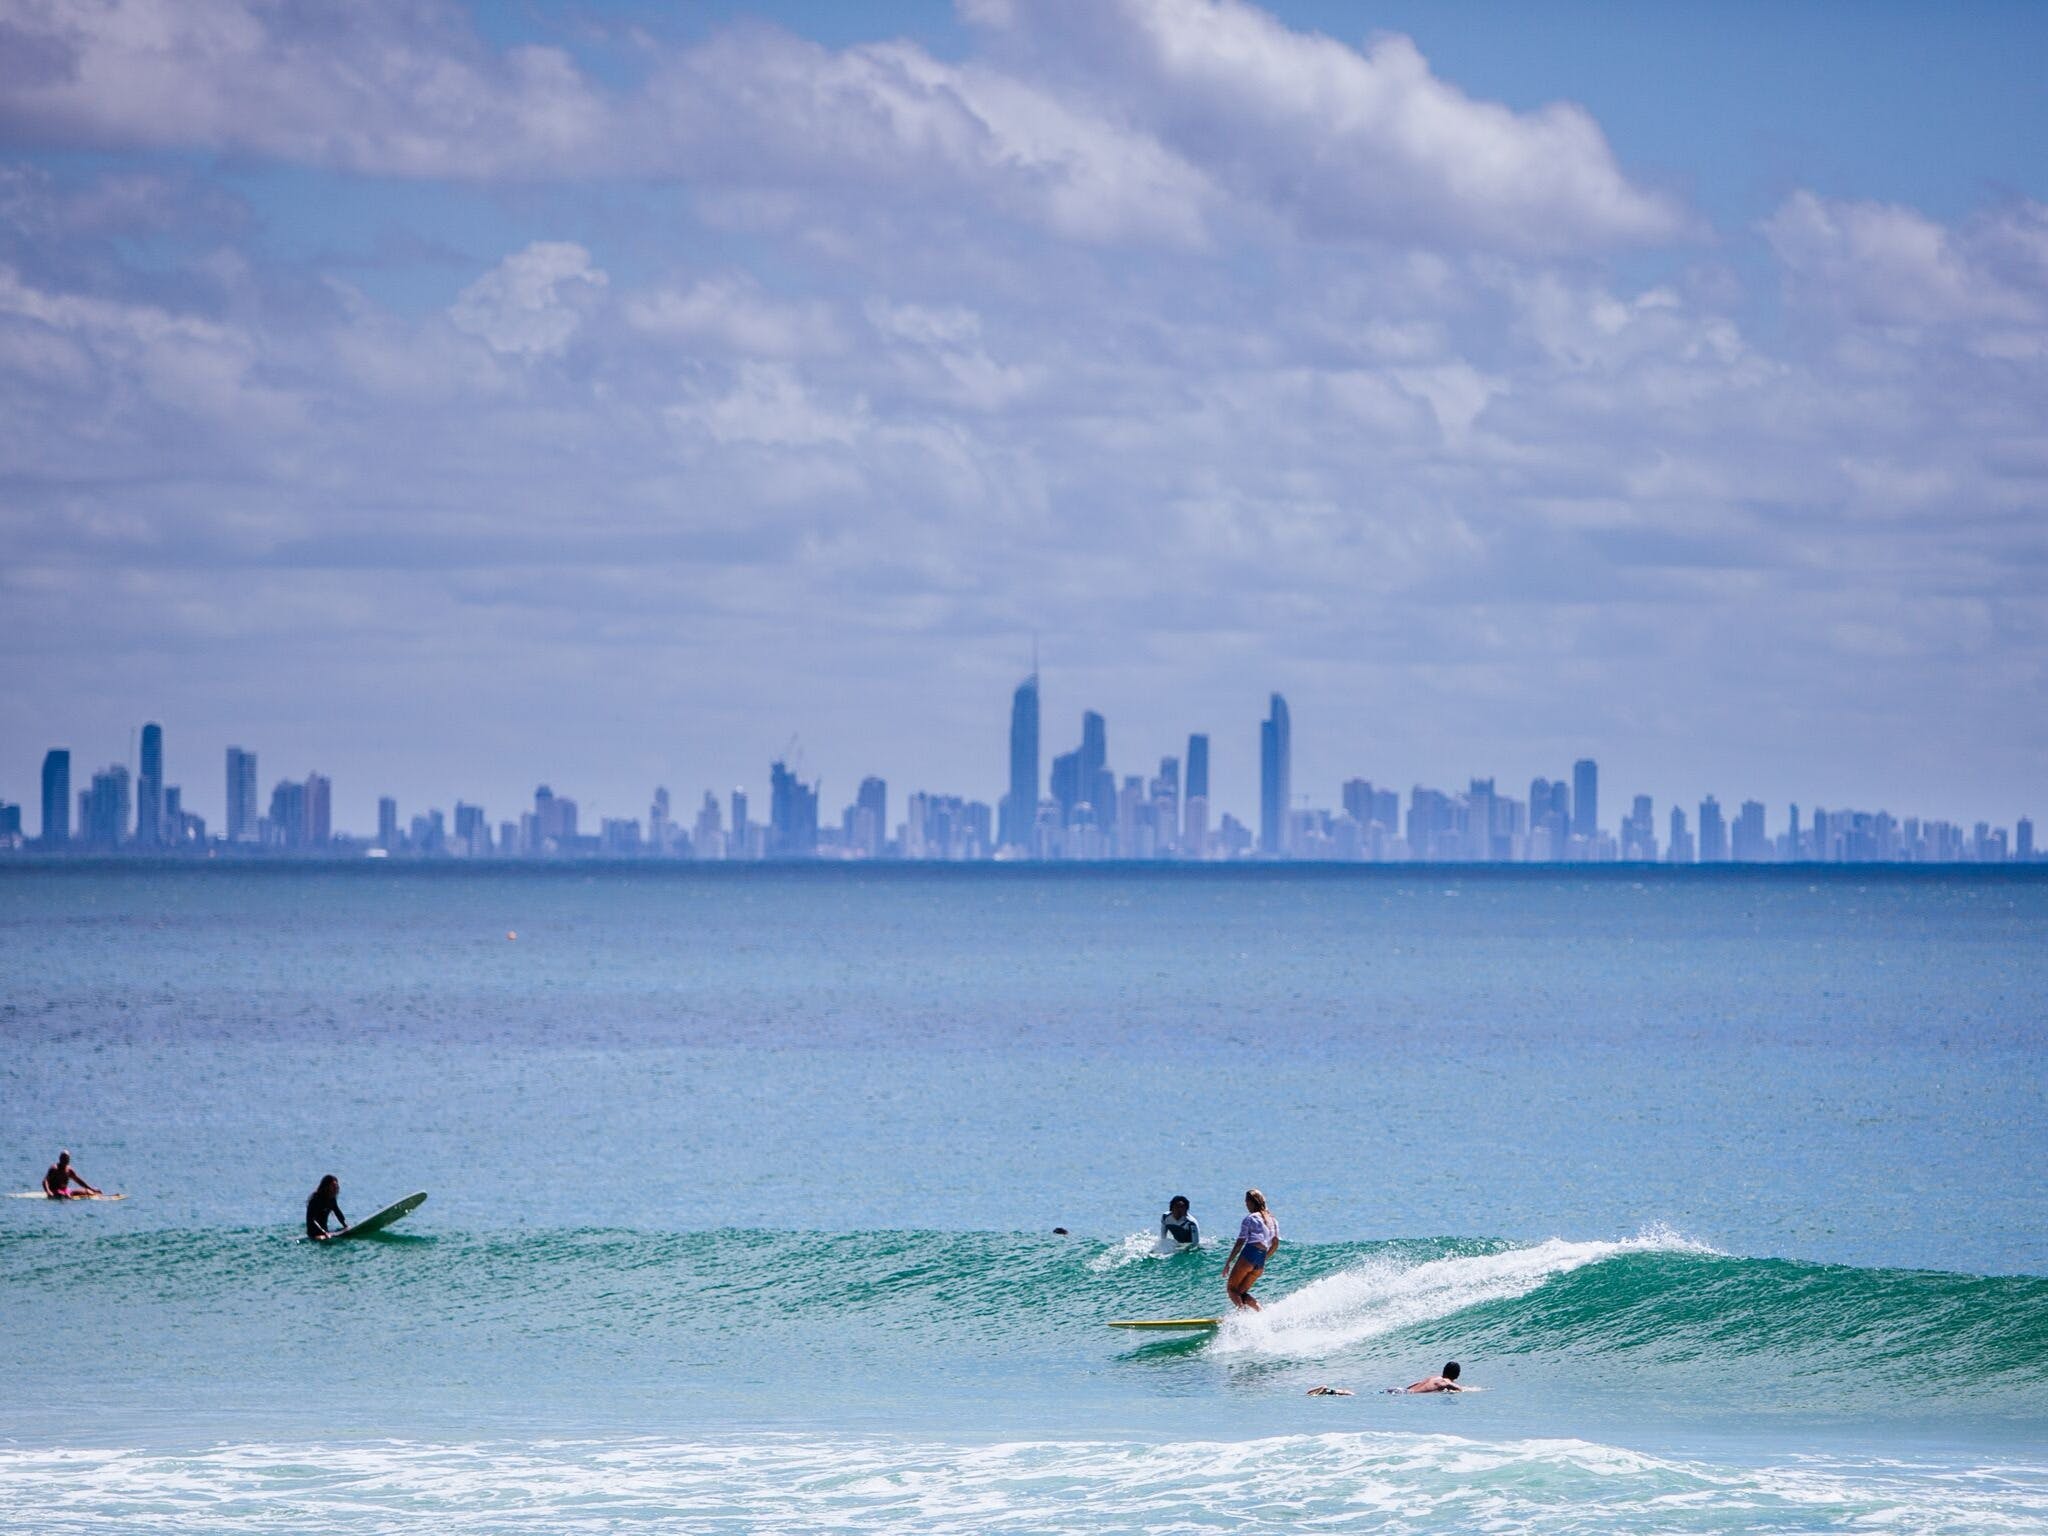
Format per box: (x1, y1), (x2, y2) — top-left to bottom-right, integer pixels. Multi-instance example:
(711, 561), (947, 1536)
(268, 779), (307, 848)
(1667, 805), (1694, 864)
(40, 749), (70, 848)
(1572, 759), (1598, 842)
(1732, 799), (1768, 862)
(2019, 817), (2035, 861)
(225, 747), (258, 843)
(1182, 795), (1208, 858)
(730, 788), (749, 853)
(1185, 734), (1209, 803)
(0, 802), (20, 843)
(1051, 710), (1111, 827)
(84, 764), (131, 848)
(768, 759), (818, 857)
(1001, 672), (1039, 849)
(857, 776), (887, 857)
(1622, 795), (1657, 861)
(694, 792), (723, 859)
(455, 803), (488, 855)
(137, 722), (163, 847)
(1184, 732), (1210, 849)
(1259, 694), (1290, 855)
(1342, 778), (1374, 827)
(1466, 778), (1496, 861)
(649, 787), (671, 854)
(305, 774), (331, 846)
(1699, 795), (1727, 863)
(377, 797), (399, 851)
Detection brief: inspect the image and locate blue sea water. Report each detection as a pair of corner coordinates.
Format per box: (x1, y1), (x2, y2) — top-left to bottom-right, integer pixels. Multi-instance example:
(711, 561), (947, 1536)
(2, 863), (2044, 1533)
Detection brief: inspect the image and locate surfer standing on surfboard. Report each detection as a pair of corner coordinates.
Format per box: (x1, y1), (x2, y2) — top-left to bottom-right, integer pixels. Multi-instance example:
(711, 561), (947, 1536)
(42, 1151), (101, 1200)
(1223, 1189), (1278, 1309)
(306, 1174), (349, 1240)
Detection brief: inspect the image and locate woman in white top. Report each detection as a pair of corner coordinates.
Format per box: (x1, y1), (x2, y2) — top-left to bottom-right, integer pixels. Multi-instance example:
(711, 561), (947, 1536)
(1223, 1188), (1278, 1310)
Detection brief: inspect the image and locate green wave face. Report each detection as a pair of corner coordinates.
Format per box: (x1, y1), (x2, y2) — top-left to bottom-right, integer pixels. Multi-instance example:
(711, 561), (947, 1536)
(4, 1225), (2046, 1425)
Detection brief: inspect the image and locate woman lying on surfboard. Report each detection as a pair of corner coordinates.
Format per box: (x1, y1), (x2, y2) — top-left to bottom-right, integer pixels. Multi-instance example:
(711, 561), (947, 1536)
(1223, 1189), (1278, 1309)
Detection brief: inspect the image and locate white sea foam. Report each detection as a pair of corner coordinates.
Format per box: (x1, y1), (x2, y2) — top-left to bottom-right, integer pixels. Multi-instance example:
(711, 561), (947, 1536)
(1087, 1230), (1188, 1270)
(1, 1431), (2041, 1535)
(1211, 1226), (1716, 1360)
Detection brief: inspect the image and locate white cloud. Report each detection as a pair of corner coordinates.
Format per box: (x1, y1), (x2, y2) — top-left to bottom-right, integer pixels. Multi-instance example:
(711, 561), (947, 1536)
(449, 242), (606, 357)
(969, 0), (1690, 253)
(0, 0), (1684, 257)
(1764, 191), (2048, 342)
(625, 275), (842, 358)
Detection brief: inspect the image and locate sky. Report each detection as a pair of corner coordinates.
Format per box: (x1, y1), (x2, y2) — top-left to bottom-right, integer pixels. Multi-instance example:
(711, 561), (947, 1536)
(3, 0), (2045, 836)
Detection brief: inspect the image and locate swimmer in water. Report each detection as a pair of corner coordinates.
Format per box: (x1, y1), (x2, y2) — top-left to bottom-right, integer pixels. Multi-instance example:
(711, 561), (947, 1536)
(305, 1174), (349, 1241)
(1222, 1188), (1278, 1310)
(42, 1151), (101, 1200)
(1159, 1195), (1199, 1247)
(1399, 1362), (1465, 1393)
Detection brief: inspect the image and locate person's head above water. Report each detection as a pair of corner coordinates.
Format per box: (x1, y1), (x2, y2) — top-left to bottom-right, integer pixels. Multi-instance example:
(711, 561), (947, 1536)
(1442, 1362), (1461, 1381)
(1244, 1188), (1266, 1213)
(1168, 1195), (1190, 1215)
(316, 1174), (339, 1198)
(55, 1152), (70, 1168)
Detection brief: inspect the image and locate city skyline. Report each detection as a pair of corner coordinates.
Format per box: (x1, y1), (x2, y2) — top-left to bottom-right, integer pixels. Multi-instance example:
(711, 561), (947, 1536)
(5, 683), (2033, 865)
(2, 1), (2045, 837)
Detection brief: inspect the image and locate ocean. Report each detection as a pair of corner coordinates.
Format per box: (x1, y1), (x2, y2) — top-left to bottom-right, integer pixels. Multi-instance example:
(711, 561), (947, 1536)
(2, 863), (2044, 1533)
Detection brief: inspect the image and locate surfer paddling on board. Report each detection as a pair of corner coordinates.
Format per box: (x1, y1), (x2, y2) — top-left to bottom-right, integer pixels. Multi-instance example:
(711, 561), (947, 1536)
(1223, 1188), (1278, 1309)
(305, 1174), (349, 1241)
(1160, 1196), (1200, 1248)
(1395, 1362), (1466, 1393)
(42, 1151), (101, 1200)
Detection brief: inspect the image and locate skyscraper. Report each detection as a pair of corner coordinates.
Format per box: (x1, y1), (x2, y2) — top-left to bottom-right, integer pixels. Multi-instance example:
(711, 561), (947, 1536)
(1001, 671), (1039, 850)
(1185, 734), (1209, 802)
(1572, 759), (1598, 843)
(1260, 693), (1290, 856)
(1732, 799), (1768, 862)
(40, 749), (70, 848)
(84, 765), (131, 848)
(378, 797), (399, 851)
(1667, 805), (1694, 864)
(1051, 710), (1111, 827)
(857, 776), (887, 857)
(225, 747), (258, 843)
(768, 759), (818, 857)
(137, 722), (163, 847)
(1699, 795), (1727, 862)
(305, 773), (332, 846)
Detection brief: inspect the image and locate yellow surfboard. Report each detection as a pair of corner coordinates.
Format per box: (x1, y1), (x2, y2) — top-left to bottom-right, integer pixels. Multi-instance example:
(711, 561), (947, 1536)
(1107, 1318), (1221, 1330)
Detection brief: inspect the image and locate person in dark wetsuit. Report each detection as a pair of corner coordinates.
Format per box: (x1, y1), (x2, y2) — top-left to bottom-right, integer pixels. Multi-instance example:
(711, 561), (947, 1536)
(306, 1174), (348, 1240)
(43, 1151), (101, 1199)
(1160, 1195), (1200, 1247)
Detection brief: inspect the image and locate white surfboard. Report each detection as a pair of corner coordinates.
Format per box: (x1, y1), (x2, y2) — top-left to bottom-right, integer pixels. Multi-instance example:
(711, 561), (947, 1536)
(330, 1191), (427, 1239)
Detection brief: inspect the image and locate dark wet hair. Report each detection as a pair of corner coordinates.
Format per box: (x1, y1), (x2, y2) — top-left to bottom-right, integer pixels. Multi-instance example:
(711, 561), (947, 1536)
(316, 1174), (340, 1198)
(1169, 1195), (1189, 1210)
(1443, 1361), (1461, 1380)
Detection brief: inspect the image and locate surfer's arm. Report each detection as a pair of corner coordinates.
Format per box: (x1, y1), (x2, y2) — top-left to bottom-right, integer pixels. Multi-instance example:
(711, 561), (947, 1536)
(1223, 1237), (1244, 1272)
